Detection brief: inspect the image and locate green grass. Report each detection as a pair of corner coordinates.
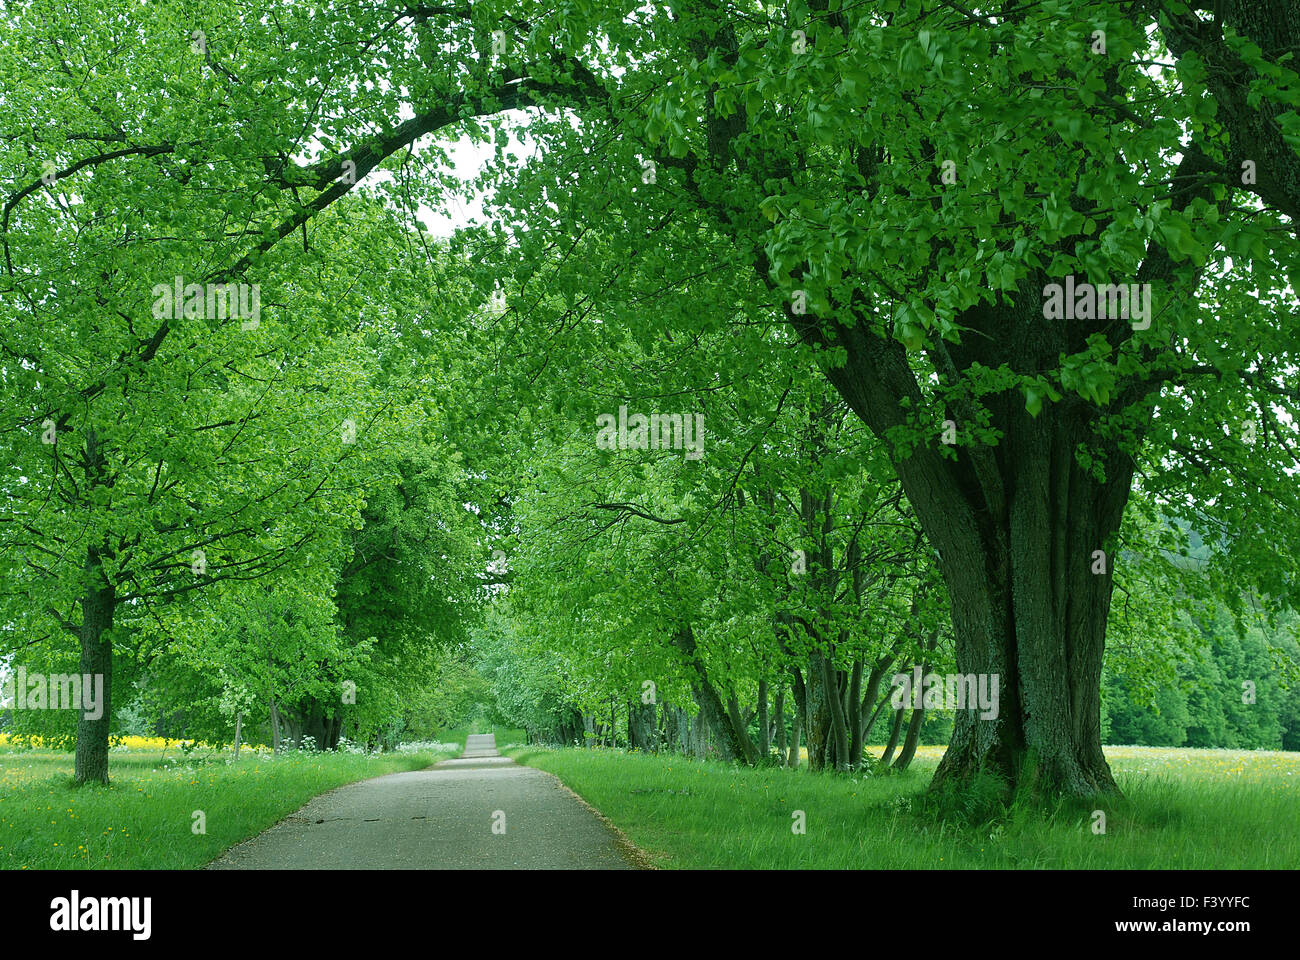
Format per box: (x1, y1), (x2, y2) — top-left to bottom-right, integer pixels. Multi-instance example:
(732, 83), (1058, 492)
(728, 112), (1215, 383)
(504, 744), (1300, 869)
(0, 744), (455, 869)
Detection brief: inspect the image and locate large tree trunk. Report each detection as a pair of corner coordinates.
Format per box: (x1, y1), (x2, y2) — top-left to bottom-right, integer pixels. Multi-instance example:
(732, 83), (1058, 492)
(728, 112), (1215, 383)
(804, 655), (829, 770)
(924, 403), (1128, 798)
(806, 306), (1131, 798)
(757, 679), (769, 761)
(629, 698), (657, 752)
(74, 544), (115, 785)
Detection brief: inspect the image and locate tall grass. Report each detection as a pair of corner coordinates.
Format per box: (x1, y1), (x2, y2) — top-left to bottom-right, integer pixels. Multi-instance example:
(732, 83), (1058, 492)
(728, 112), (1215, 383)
(0, 744), (452, 869)
(504, 745), (1299, 869)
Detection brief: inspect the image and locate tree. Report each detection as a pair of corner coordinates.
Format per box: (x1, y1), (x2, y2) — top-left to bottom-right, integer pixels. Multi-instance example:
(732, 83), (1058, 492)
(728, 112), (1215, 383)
(446, 0), (1300, 796)
(5, 0), (1297, 798)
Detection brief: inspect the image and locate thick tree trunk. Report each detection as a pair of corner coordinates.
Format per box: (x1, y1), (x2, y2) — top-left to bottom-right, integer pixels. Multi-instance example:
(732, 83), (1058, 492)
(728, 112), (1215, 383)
(629, 698), (657, 752)
(926, 405), (1128, 798)
(812, 317), (1130, 797)
(757, 679), (770, 761)
(74, 545), (115, 785)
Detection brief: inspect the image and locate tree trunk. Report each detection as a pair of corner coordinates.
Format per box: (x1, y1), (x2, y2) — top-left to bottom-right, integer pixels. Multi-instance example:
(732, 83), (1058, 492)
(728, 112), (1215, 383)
(232, 710), (243, 759)
(676, 706), (693, 755)
(74, 545), (115, 785)
(893, 706), (925, 771)
(725, 693), (760, 764)
(774, 685), (786, 765)
(629, 698), (657, 752)
(672, 625), (749, 762)
(785, 250), (1135, 797)
(924, 405), (1127, 797)
(895, 630), (938, 771)
(789, 667), (807, 769)
(847, 657), (864, 769)
(880, 706), (906, 766)
(818, 653), (851, 771)
(270, 699), (282, 755)
(804, 656), (828, 770)
(860, 635), (905, 741)
(757, 679), (770, 761)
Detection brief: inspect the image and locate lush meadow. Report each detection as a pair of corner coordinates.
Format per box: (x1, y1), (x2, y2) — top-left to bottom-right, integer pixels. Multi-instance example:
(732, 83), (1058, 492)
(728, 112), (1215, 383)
(0, 738), (454, 869)
(506, 745), (1300, 869)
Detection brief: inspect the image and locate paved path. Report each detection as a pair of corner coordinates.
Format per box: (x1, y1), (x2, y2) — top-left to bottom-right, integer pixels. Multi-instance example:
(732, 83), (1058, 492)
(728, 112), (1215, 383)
(208, 734), (635, 870)
(462, 733), (500, 758)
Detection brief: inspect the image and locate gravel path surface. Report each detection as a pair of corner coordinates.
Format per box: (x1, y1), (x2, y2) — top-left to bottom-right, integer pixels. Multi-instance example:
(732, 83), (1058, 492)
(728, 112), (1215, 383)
(208, 735), (635, 870)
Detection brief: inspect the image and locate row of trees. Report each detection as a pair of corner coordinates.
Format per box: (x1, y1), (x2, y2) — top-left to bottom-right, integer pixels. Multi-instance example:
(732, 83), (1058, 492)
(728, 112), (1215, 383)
(474, 596), (1300, 758)
(3, 0), (1298, 797)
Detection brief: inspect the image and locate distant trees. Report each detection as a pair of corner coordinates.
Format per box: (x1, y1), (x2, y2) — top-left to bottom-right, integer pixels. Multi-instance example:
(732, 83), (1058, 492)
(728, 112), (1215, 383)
(1104, 606), (1300, 750)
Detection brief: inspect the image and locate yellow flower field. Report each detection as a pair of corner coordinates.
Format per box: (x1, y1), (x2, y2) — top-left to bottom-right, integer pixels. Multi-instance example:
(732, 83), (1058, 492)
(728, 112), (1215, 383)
(835, 744), (1300, 784)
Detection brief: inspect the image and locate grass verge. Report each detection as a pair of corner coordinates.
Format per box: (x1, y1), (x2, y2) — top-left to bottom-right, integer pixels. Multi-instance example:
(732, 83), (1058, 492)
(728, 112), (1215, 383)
(503, 745), (1300, 869)
(0, 745), (453, 869)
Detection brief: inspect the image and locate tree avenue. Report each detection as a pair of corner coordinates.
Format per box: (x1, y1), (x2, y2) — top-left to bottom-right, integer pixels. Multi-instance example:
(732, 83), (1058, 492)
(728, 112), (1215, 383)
(1, 0), (1297, 799)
